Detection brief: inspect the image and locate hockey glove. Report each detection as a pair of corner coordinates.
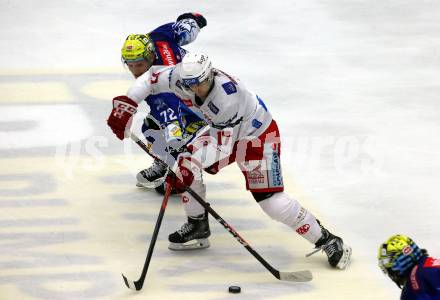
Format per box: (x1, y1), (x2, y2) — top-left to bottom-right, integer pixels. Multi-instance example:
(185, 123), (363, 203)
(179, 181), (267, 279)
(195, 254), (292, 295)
(177, 12), (207, 28)
(107, 96), (138, 140)
(166, 153), (198, 193)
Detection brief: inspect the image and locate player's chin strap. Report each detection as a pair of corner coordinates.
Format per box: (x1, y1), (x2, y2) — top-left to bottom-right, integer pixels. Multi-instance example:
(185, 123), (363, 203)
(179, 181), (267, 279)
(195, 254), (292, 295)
(121, 131), (312, 291)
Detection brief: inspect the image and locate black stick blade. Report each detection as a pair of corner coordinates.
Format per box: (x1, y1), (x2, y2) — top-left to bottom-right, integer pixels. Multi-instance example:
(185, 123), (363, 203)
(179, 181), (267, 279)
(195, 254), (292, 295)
(122, 273), (143, 291)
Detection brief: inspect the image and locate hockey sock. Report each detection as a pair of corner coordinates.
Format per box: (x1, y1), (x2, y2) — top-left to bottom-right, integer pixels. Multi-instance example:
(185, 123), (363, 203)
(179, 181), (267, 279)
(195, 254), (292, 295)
(258, 192), (322, 244)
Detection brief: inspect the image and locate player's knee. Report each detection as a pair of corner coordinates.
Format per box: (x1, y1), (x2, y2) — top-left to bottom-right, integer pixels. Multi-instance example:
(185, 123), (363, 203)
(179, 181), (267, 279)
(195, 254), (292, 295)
(257, 192), (300, 225)
(257, 192), (283, 219)
(251, 191), (275, 202)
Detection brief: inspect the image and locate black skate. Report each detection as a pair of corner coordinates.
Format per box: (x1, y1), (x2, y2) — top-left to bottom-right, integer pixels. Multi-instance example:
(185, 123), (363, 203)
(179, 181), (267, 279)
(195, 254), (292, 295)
(306, 222), (352, 269)
(154, 181), (179, 195)
(168, 212), (210, 251)
(136, 159), (168, 188)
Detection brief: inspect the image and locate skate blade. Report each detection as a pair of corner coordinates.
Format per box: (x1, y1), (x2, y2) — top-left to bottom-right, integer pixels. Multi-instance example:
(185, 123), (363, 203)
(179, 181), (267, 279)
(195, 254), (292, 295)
(168, 238), (210, 251)
(136, 178), (164, 189)
(336, 245), (352, 270)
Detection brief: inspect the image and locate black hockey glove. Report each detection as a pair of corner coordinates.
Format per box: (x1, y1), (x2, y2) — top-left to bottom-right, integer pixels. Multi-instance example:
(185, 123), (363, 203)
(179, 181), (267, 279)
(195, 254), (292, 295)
(177, 12), (207, 28)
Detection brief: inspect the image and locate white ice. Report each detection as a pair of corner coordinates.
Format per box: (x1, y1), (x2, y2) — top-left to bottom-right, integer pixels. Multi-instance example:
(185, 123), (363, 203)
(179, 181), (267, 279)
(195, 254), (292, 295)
(1, 1), (440, 299)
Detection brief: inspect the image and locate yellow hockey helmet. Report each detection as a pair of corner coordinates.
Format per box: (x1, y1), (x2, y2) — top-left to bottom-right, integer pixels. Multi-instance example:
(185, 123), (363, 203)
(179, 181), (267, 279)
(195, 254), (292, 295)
(378, 234), (424, 287)
(121, 34), (155, 63)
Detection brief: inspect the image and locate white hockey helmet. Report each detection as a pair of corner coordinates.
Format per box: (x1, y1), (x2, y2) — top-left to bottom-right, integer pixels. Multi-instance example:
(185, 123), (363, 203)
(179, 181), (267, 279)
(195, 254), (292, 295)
(179, 52), (213, 87)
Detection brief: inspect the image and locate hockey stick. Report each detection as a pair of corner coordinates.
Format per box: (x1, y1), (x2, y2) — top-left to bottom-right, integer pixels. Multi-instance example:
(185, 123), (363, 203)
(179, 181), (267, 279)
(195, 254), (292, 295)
(121, 173), (172, 291)
(129, 132), (313, 283)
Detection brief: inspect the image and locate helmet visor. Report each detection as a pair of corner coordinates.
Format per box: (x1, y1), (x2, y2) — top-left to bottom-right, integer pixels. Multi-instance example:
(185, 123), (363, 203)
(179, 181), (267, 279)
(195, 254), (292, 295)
(123, 57), (147, 63)
(182, 77), (202, 87)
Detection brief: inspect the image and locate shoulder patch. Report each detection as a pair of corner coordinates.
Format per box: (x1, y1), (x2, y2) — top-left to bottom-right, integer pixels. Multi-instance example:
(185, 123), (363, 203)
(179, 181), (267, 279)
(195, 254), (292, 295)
(222, 82), (237, 95)
(252, 119), (262, 129)
(207, 101), (219, 114)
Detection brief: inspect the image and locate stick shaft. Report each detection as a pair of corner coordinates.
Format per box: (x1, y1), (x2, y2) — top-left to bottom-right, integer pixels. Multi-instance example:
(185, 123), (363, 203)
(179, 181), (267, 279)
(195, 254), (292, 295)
(130, 133), (283, 280)
(122, 178), (172, 290)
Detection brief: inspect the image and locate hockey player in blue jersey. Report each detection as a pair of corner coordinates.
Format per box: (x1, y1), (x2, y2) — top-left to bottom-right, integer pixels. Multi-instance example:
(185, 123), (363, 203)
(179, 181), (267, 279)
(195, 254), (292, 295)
(378, 234), (440, 299)
(113, 13), (207, 193)
(122, 13), (207, 78)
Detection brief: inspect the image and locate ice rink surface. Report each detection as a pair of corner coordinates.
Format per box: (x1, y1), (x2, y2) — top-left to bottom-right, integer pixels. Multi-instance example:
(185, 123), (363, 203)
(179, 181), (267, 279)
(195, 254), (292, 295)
(1, 0), (440, 299)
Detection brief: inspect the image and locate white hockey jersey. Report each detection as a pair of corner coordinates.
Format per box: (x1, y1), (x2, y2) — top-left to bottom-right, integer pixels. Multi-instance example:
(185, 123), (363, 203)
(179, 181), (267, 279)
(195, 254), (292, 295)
(126, 65), (206, 156)
(126, 65), (274, 167)
(170, 68), (273, 141)
(127, 65), (273, 140)
(169, 67), (274, 168)
(126, 65), (175, 104)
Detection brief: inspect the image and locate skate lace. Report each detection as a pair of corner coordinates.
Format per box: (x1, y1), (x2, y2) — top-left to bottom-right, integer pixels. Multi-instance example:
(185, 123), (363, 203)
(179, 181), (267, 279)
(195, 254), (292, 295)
(178, 222), (194, 235)
(306, 238), (338, 258)
(142, 160), (166, 178)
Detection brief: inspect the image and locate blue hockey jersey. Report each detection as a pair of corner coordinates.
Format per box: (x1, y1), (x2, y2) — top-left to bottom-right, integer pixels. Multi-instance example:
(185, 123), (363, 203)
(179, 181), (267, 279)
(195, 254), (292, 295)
(148, 17), (201, 66)
(138, 16), (207, 151)
(401, 256), (440, 300)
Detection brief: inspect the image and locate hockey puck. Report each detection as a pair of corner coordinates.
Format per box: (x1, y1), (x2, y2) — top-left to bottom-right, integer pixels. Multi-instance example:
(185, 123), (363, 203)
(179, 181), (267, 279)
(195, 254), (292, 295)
(228, 286), (241, 294)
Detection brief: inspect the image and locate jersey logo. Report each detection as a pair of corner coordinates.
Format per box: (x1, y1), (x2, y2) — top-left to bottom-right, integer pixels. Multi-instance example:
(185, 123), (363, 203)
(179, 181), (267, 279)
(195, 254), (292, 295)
(266, 143), (283, 187)
(181, 98), (193, 107)
(208, 101), (219, 114)
(410, 265), (420, 290)
(222, 82), (237, 95)
(252, 119), (262, 129)
(150, 72), (160, 84)
(248, 165), (266, 186)
(211, 113), (243, 129)
(296, 224), (310, 235)
(156, 41), (177, 65)
(424, 257), (440, 268)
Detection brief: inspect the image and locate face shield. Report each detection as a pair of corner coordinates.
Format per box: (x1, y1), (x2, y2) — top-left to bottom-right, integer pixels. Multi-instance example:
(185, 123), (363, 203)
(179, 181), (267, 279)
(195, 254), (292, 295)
(181, 76), (202, 93)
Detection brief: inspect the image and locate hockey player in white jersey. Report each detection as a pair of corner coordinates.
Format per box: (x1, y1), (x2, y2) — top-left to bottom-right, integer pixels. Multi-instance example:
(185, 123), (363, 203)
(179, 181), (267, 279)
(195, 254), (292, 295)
(107, 53), (352, 269)
(165, 53), (352, 269)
